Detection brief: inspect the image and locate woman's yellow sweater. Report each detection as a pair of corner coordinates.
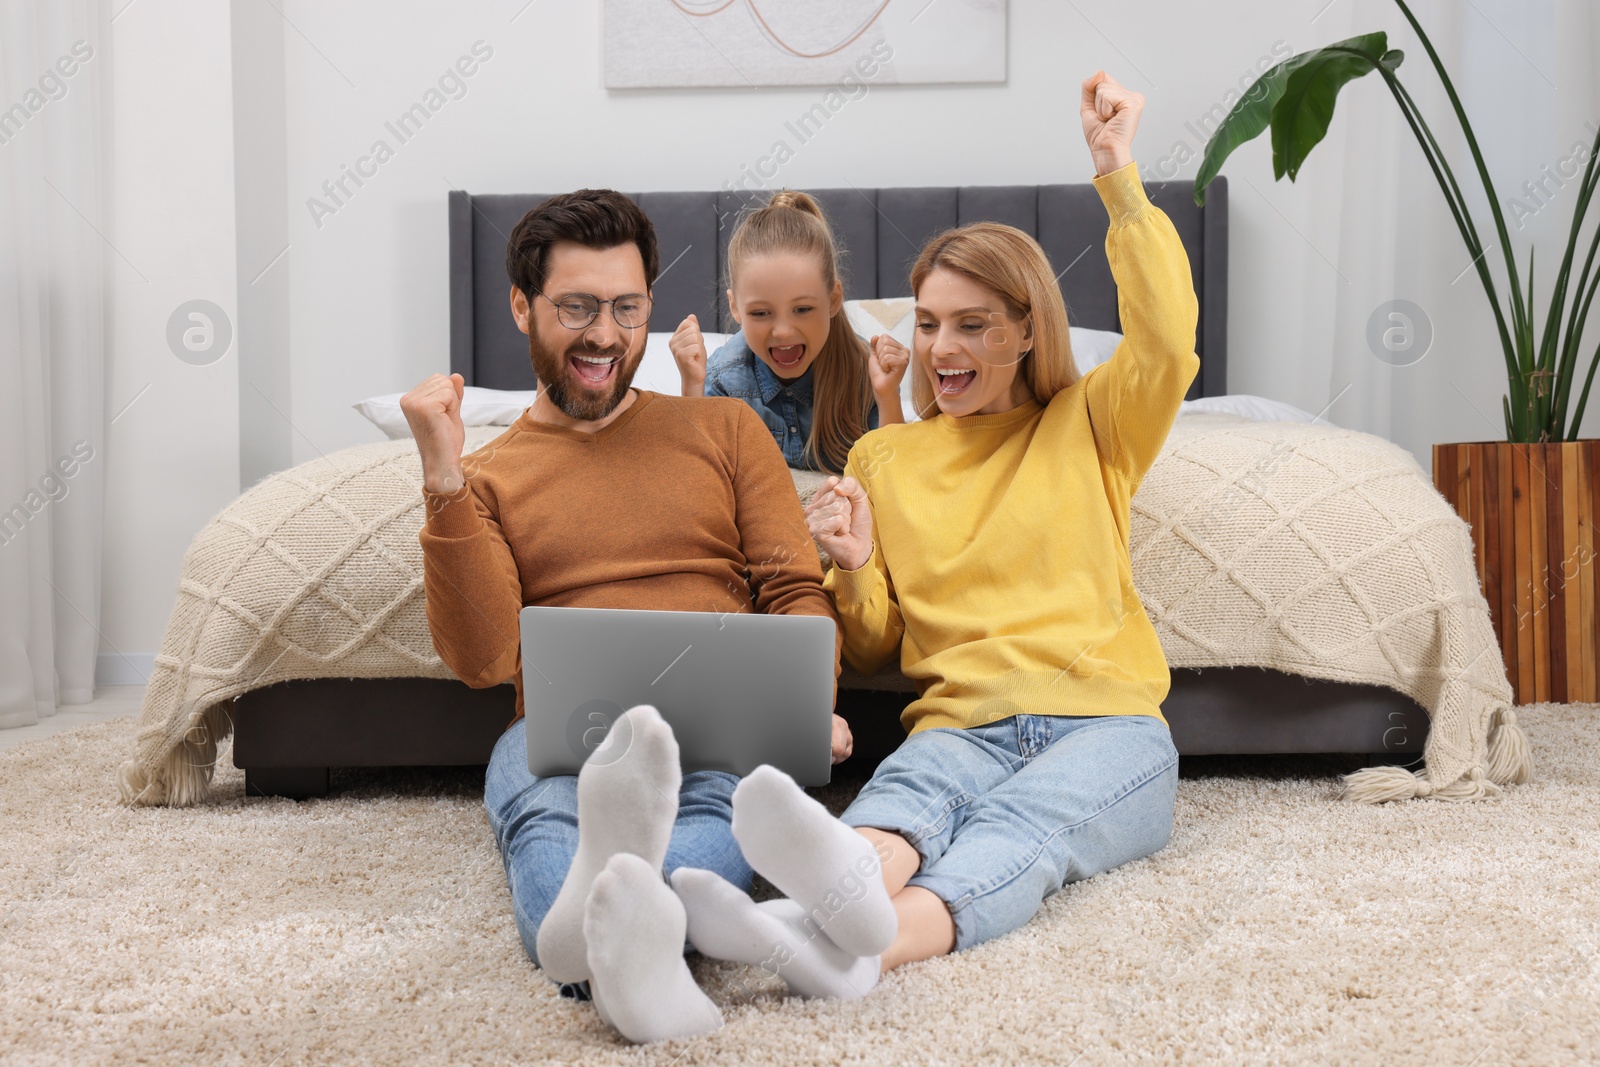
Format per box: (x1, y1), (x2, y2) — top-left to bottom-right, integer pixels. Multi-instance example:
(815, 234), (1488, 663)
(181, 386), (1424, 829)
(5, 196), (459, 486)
(823, 161), (1200, 735)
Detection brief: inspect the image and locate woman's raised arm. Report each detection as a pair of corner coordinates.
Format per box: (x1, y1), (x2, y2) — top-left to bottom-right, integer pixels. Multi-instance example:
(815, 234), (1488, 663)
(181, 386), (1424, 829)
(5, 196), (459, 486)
(1078, 73), (1201, 482)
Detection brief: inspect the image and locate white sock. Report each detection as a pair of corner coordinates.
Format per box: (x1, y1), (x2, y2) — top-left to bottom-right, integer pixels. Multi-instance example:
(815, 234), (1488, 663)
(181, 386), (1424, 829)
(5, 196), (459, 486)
(730, 765), (898, 958)
(584, 854), (723, 1044)
(671, 867), (880, 1000)
(535, 705), (681, 983)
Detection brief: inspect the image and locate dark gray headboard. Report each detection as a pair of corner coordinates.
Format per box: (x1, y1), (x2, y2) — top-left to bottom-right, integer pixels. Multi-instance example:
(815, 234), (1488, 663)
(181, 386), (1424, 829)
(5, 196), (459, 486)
(448, 179), (1228, 398)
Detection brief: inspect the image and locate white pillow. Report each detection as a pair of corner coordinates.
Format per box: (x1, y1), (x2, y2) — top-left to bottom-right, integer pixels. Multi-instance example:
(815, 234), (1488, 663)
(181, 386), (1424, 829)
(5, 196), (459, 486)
(638, 330), (729, 394)
(353, 385), (537, 440)
(1178, 394), (1325, 423)
(353, 332), (733, 439)
(841, 299), (916, 422)
(844, 297), (915, 350)
(859, 316), (1318, 425)
(844, 297), (1130, 423)
(1067, 326), (1122, 371)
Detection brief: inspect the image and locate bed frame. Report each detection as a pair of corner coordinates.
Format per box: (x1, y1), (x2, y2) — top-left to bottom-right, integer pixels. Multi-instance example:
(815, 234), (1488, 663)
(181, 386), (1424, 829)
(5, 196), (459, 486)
(232, 177), (1427, 798)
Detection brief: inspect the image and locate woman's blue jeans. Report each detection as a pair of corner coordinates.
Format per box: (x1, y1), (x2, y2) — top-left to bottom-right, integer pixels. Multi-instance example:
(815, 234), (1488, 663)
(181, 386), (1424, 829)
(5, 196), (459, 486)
(483, 719), (754, 987)
(486, 711), (1176, 976)
(841, 713), (1179, 952)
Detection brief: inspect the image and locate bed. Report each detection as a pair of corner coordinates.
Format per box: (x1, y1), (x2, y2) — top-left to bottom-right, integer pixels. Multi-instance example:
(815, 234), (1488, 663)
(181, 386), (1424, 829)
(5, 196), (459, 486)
(116, 177), (1529, 807)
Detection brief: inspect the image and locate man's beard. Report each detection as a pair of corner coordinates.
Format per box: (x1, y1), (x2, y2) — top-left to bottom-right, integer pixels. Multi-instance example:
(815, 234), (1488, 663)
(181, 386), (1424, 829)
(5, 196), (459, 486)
(529, 329), (643, 422)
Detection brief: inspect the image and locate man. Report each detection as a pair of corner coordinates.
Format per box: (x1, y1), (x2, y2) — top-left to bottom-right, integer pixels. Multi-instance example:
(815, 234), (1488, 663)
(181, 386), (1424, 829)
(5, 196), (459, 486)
(399, 189), (850, 1036)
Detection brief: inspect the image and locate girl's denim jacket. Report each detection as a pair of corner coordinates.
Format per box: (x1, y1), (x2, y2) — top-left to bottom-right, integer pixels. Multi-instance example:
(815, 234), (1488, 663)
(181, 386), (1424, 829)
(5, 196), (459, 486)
(704, 330), (880, 471)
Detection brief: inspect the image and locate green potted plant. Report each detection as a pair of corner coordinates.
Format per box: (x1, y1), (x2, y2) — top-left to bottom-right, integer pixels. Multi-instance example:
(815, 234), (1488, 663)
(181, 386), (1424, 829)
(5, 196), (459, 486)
(1193, 0), (1599, 705)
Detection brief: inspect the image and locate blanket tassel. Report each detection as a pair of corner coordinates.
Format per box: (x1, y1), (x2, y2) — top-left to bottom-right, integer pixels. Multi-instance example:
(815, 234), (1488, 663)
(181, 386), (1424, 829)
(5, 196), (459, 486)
(1341, 764), (1501, 804)
(1485, 706), (1533, 786)
(1343, 704), (1533, 803)
(117, 700), (236, 807)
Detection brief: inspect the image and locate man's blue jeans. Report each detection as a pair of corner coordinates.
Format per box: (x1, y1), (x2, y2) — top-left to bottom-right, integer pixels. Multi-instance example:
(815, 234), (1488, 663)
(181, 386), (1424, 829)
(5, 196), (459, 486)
(483, 719), (754, 988)
(841, 713), (1179, 952)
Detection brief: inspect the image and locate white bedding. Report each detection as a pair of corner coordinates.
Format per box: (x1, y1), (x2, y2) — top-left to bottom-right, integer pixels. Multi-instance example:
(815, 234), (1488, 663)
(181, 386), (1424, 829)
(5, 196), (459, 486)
(119, 414), (1527, 808)
(354, 329), (1322, 439)
(353, 332), (733, 439)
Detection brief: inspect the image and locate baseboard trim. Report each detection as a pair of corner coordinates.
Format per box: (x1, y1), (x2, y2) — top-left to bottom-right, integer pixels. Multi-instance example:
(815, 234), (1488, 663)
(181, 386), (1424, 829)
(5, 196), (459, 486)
(96, 653), (155, 686)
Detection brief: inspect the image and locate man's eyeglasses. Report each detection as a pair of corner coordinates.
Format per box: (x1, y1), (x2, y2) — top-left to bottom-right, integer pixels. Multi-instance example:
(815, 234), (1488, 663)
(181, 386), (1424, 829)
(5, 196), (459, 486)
(532, 289), (652, 330)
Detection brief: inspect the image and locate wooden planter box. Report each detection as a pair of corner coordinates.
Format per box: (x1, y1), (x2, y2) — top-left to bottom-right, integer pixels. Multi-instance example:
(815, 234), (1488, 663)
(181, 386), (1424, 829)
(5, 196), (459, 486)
(1434, 440), (1599, 704)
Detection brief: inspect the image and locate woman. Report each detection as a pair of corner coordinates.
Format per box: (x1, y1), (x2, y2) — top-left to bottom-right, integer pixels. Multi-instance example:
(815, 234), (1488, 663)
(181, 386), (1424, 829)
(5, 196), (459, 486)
(803, 68), (1199, 970)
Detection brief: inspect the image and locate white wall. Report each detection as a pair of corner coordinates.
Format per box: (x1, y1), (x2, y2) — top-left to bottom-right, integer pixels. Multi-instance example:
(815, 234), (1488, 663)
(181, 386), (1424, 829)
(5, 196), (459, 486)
(277, 0), (1599, 463)
(101, 0), (1600, 662)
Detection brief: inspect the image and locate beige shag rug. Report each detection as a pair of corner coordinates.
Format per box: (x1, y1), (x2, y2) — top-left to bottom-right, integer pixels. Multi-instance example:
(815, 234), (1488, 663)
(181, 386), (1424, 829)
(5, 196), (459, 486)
(5, 706), (1599, 1066)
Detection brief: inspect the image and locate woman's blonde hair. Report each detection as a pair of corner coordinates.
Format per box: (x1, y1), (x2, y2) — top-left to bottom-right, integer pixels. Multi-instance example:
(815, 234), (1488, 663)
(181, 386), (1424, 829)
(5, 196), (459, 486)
(907, 223), (1080, 419)
(726, 189), (872, 473)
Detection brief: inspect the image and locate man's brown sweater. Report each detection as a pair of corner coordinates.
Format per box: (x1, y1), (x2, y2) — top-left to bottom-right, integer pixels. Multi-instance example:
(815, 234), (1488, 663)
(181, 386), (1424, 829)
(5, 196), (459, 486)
(419, 389), (842, 727)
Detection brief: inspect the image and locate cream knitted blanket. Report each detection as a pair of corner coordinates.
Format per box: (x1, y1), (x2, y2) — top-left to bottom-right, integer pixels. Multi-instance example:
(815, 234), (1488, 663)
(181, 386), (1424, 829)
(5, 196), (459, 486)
(117, 416), (1530, 807)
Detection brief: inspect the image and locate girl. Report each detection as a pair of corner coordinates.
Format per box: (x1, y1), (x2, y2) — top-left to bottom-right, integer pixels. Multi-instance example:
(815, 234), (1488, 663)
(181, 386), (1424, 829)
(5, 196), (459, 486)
(669, 71), (1198, 994)
(669, 190), (911, 473)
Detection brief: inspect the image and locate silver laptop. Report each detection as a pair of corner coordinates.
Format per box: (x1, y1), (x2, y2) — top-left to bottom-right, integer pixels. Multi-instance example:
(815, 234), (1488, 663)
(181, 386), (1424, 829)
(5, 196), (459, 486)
(519, 605), (837, 786)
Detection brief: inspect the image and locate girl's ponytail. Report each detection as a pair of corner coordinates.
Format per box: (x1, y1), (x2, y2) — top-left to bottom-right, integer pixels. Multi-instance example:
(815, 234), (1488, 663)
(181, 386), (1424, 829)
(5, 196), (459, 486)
(766, 189), (817, 215)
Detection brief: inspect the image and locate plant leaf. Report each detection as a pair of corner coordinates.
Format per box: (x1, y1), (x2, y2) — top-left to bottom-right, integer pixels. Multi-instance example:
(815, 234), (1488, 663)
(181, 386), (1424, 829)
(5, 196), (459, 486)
(1194, 34), (1388, 204)
(1193, 56), (1310, 205)
(1270, 33), (1392, 182)
(1380, 49), (1405, 71)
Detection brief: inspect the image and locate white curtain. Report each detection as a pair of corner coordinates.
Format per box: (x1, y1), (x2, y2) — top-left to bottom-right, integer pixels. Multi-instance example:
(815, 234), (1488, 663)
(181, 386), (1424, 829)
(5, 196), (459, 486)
(0, 0), (107, 728)
(1318, 0), (1600, 458)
